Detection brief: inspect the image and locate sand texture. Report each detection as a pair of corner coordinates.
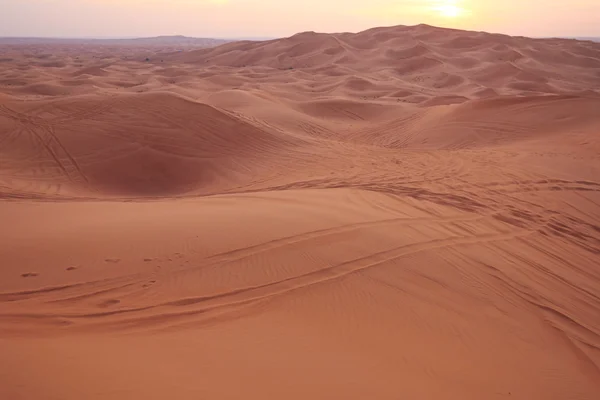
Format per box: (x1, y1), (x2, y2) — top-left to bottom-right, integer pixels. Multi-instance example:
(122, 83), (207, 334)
(1, 24), (600, 400)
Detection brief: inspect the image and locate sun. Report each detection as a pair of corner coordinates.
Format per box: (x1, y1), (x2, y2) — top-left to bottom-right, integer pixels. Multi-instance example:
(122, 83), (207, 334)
(436, 4), (463, 18)
(431, 0), (467, 18)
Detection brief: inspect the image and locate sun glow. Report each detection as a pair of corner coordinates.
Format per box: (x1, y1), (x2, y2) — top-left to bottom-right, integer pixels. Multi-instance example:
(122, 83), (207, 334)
(432, 1), (466, 18)
(437, 5), (462, 17)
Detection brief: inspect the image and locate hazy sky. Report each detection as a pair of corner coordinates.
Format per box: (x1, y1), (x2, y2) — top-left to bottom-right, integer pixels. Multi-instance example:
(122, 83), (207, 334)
(2, 0), (599, 38)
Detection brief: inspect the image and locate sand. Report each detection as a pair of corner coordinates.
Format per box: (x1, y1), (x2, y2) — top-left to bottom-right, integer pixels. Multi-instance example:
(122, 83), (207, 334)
(1, 24), (599, 399)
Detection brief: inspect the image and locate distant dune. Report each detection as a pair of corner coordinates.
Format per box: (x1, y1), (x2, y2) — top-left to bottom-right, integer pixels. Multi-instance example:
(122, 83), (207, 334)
(170, 24), (600, 98)
(1, 24), (599, 400)
(578, 37), (600, 42)
(0, 35), (231, 48)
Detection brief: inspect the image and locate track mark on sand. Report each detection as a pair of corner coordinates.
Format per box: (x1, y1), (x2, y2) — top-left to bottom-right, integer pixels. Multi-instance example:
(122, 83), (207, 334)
(198, 213), (486, 268)
(0, 228), (534, 330)
(0, 104), (89, 186)
(165, 228), (533, 310)
(43, 124), (89, 184)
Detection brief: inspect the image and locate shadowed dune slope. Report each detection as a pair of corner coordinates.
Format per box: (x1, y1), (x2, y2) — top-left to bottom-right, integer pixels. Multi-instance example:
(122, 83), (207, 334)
(351, 95), (600, 149)
(0, 92), (307, 197)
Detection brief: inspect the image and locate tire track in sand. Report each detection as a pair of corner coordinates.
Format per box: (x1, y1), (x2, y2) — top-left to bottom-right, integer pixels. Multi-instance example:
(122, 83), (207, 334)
(0, 227), (534, 330)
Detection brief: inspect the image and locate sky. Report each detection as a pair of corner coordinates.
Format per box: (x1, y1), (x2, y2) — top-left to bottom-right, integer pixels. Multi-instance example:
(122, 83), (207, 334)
(1, 0), (599, 39)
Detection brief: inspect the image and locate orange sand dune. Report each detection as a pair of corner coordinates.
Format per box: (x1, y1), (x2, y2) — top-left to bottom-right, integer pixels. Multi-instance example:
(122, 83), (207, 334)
(1, 24), (600, 400)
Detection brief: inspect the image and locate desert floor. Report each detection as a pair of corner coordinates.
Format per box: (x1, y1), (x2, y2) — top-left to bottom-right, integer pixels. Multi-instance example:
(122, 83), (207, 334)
(1, 25), (600, 399)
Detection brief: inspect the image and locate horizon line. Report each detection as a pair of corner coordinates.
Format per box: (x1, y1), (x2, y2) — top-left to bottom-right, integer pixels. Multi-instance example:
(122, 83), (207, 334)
(1, 23), (599, 42)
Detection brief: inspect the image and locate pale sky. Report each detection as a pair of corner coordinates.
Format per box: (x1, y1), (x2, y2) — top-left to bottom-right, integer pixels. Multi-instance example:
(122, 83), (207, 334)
(1, 0), (599, 38)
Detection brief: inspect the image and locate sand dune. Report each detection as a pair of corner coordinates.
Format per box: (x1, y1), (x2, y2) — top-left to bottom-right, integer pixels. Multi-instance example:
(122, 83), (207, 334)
(0, 92), (309, 197)
(172, 24), (600, 98)
(1, 24), (600, 400)
(0, 35), (231, 48)
(352, 95), (600, 149)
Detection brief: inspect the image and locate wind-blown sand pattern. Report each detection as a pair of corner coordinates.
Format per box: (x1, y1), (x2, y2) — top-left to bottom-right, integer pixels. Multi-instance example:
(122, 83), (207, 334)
(1, 24), (599, 400)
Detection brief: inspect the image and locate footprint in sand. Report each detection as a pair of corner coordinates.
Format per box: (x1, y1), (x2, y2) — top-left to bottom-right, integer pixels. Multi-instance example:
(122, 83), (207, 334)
(21, 272), (39, 278)
(66, 266), (78, 271)
(142, 280), (157, 289)
(105, 258), (121, 263)
(97, 299), (121, 308)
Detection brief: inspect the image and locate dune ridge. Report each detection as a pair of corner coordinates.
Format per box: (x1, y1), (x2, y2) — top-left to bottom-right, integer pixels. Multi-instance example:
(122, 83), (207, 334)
(1, 24), (599, 400)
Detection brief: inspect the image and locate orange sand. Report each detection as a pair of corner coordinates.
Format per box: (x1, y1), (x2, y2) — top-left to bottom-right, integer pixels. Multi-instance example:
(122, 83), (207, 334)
(1, 25), (599, 400)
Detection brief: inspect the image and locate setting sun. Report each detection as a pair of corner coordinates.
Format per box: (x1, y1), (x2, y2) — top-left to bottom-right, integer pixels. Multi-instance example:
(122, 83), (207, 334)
(437, 4), (463, 17)
(431, 0), (466, 18)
